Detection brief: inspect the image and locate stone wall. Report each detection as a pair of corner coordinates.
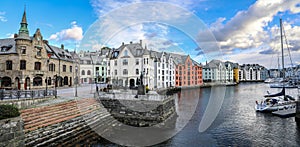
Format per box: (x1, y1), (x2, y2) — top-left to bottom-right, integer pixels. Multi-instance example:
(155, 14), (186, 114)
(0, 117), (24, 147)
(0, 97), (56, 109)
(100, 94), (177, 127)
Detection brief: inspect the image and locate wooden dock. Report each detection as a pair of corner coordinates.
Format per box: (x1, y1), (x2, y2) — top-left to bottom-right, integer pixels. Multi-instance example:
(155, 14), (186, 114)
(272, 108), (296, 118)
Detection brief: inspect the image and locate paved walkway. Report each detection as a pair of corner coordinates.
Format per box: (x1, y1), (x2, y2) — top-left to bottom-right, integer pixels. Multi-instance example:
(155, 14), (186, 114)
(36, 84), (97, 107)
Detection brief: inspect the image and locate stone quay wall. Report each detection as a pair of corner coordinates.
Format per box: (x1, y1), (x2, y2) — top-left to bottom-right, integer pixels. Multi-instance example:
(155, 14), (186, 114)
(0, 117), (25, 147)
(99, 93), (177, 127)
(0, 97), (56, 109)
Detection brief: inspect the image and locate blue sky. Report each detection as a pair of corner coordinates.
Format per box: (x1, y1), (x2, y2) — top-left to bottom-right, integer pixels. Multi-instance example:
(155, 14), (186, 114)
(0, 0), (300, 68)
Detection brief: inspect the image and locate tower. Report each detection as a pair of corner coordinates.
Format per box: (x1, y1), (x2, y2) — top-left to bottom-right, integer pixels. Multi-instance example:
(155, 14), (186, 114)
(17, 9), (30, 40)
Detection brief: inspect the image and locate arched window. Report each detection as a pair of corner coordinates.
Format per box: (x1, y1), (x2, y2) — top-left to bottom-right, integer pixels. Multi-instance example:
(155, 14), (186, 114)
(33, 77), (42, 86)
(81, 70), (85, 75)
(87, 70), (91, 75)
(1, 76), (12, 87)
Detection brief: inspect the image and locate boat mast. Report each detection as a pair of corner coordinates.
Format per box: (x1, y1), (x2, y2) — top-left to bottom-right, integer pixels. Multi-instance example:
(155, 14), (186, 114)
(280, 18), (286, 99)
(280, 18), (285, 79)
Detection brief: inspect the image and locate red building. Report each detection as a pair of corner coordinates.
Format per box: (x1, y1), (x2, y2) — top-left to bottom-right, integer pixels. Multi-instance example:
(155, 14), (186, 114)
(174, 55), (203, 87)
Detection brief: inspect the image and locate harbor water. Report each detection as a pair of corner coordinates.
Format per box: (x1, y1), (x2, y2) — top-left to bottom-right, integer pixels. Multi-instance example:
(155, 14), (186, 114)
(93, 83), (300, 146)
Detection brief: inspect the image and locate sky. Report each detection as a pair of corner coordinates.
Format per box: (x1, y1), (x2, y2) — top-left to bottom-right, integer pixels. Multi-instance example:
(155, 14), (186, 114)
(0, 0), (300, 68)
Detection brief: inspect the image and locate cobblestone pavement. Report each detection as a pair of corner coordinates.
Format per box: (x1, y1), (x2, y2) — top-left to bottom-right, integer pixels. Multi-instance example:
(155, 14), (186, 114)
(36, 84), (97, 106)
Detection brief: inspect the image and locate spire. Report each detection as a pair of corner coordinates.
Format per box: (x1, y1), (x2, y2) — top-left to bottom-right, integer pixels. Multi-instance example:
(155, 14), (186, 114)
(18, 8), (30, 39)
(21, 9), (27, 24)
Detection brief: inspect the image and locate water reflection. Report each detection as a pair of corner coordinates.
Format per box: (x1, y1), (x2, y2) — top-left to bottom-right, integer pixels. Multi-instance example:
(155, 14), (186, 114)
(91, 83), (300, 146)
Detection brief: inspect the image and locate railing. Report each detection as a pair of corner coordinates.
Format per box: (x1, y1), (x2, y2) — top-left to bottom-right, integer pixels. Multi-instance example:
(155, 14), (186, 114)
(0, 89), (57, 100)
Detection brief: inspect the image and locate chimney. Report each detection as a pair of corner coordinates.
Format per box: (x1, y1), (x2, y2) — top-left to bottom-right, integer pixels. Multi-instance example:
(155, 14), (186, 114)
(122, 42), (124, 45)
(140, 40), (142, 45)
(130, 41), (132, 44)
(14, 34), (18, 38)
(61, 44), (64, 49)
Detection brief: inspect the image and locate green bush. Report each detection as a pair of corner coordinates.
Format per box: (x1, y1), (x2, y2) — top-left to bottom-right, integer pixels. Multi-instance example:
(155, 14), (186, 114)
(0, 105), (20, 120)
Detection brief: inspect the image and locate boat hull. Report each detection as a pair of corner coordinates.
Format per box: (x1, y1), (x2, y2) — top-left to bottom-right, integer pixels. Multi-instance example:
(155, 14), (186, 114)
(255, 103), (295, 112)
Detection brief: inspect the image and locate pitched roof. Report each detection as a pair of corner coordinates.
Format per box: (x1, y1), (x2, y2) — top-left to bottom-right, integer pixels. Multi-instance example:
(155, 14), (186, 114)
(0, 38), (17, 54)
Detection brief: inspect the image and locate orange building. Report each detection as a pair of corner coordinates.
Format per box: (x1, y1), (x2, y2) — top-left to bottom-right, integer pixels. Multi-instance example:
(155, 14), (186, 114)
(174, 55), (203, 87)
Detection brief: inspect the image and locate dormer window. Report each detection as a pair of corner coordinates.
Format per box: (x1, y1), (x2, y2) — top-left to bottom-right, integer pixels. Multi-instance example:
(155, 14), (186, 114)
(1, 45), (13, 52)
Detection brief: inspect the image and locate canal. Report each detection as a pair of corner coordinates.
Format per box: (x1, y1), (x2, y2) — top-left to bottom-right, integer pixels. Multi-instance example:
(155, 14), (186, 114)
(91, 83), (300, 146)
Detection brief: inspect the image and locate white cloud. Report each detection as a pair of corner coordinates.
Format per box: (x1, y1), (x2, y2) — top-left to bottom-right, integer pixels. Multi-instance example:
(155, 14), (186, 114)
(206, 0), (300, 52)
(0, 11), (7, 22)
(195, 0), (300, 67)
(49, 21), (83, 41)
(90, 0), (200, 16)
(82, 1), (203, 52)
(6, 33), (14, 38)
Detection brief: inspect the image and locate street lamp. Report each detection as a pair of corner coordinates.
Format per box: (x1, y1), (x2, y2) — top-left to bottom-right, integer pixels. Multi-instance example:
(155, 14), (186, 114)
(75, 65), (78, 97)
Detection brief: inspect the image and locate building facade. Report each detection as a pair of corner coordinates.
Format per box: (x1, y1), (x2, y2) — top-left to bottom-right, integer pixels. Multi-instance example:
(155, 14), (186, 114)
(0, 10), (74, 90)
(174, 55), (203, 87)
(239, 64), (268, 82)
(203, 60), (233, 83)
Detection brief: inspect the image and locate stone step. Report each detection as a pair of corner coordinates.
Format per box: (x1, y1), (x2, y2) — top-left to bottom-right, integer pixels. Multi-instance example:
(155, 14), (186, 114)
(23, 101), (97, 124)
(22, 99), (99, 131)
(21, 98), (94, 118)
(25, 106), (98, 132)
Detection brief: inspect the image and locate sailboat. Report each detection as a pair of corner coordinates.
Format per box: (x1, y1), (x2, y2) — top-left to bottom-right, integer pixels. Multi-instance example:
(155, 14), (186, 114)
(255, 19), (296, 112)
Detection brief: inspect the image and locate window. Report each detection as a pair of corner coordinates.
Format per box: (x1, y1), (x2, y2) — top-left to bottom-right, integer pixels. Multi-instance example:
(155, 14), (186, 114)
(108, 70), (110, 75)
(87, 70), (91, 75)
(115, 70), (117, 75)
(114, 60), (117, 66)
(136, 69), (139, 75)
(108, 62), (110, 66)
(123, 69), (128, 75)
(123, 59), (128, 65)
(20, 60), (26, 70)
(70, 66), (72, 72)
(136, 59), (139, 65)
(144, 58), (145, 64)
(124, 50), (128, 56)
(37, 49), (41, 56)
(146, 58), (148, 64)
(82, 70), (85, 75)
(49, 63), (55, 71)
(33, 77), (42, 86)
(34, 62), (41, 70)
(21, 46), (26, 54)
(63, 65), (66, 72)
(6, 60), (12, 70)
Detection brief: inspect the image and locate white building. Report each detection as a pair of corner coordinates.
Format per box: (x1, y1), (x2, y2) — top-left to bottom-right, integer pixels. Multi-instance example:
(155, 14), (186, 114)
(107, 40), (176, 89)
(203, 60), (233, 82)
(77, 50), (107, 84)
(154, 52), (176, 88)
(239, 64), (268, 81)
